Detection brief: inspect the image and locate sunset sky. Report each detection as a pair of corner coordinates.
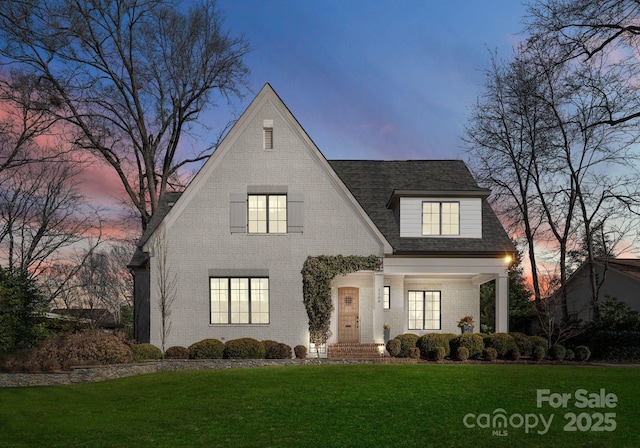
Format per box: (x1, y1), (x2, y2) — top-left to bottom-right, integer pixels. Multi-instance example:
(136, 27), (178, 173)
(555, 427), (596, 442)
(207, 0), (528, 161)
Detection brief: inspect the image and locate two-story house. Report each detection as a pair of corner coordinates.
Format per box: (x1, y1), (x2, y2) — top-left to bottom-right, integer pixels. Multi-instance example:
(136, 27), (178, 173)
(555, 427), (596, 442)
(129, 84), (515, 355)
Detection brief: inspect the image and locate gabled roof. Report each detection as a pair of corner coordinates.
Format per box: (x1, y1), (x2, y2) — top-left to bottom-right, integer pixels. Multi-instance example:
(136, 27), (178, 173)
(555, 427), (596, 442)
(568, 258), (640, 284)
(328, 160), (515, 256)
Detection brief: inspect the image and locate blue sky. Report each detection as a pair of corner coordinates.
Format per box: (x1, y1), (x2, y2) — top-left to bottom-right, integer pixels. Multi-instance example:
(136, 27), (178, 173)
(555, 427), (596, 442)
(209, 0), (529, 161)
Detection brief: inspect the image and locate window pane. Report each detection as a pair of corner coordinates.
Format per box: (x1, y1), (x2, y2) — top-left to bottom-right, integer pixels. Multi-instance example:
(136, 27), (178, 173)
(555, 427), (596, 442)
(210, 278), (229, 324)
(408, 291), (423, 330)
(441, 202), (459, 235)
(383, 286), (390, 310)
(269, 195), (287, 234)
(251, 278), (269, 324)
(248, 195), (267, 234)
(422, 202), (440, 235)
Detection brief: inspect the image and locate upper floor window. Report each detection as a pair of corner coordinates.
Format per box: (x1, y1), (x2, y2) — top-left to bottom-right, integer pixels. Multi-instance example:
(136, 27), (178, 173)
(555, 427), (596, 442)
(422, 201), (459, 235)
(248, 194), (287, 234)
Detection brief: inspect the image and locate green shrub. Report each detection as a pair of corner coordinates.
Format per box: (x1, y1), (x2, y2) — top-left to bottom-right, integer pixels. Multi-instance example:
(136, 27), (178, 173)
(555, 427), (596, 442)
(574, 345), (591, 362)
(409, 347), (420, 359)
(386, 338), (401, 357)
(505, 347), (521, 361)
(565, 349), (575, 361)
(483, 333), (517, 358)
(266, 343), (292, 359)
(450, 334), (484, 359)
(549, 344), (566, 361)
(532, 345), (546, 361)
(395, 334), (419, 358)
(416, 333), (456, 358)
(261, 340), (278, 355)
(454, 346), (469, 361)
(131, 343), (163, 361)
(294, 345), (307, 359)
(510, 332), (533, 357)
(223, 338), (266, 359)
(529, 336), (548, 357)
(188, 339), (224, 359)
(482, 347), (498, 361)
(430, 346), (446, 361)
(164, 346), (189, 359)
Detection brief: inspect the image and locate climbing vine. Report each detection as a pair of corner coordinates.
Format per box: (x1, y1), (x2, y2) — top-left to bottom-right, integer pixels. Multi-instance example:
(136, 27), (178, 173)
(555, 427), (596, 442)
(301, 255), (382, 356)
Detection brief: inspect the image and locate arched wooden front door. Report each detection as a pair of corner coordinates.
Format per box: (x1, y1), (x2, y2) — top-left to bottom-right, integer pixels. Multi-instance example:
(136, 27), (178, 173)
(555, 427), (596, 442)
(338, 287), (359, 343)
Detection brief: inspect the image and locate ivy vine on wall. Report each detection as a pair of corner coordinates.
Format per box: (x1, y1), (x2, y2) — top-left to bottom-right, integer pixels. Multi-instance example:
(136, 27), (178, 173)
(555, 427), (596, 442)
(301, 255), (382, 356)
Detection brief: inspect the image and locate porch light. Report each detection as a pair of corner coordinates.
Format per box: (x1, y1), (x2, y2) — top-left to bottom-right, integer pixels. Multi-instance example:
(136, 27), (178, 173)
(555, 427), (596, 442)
(504, 254), (513, 265)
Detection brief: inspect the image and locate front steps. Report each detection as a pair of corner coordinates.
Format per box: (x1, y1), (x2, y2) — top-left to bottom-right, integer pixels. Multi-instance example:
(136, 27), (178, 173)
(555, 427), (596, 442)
(328, 343), (386, 359)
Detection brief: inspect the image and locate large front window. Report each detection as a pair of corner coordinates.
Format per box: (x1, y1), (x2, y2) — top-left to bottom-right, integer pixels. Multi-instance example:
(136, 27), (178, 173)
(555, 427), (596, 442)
(408, 290), (441, 330)
(422, 202), (459, 235)
(248, 194), (287, 234)
(210, 277), (269, 324)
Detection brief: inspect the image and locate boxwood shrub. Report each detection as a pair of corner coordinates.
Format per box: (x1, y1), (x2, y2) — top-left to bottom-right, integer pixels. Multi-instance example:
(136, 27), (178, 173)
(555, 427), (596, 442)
(574, 345), (591, 362)
(386, 338), (401, 357)
(510, 332), (533, 357)
(416, 333), (456, 359)
(483, 333), (517, 358)
(223, 338), (266, 359)
(482, 347), (498, 361)
(266, 342), (292, 359)
(532, 345), (546, 361)
(188, 339), (224, 359)
(294, 345), (307, 359)
(430, 346), (446, 361)
(454, 346), (470, 361)
(131, 343), (163, 361)
(549, 344), (566, 361)
(450, 334), (484, 359)
(395, 334), (420, 358)
(164, 346), (189, 359)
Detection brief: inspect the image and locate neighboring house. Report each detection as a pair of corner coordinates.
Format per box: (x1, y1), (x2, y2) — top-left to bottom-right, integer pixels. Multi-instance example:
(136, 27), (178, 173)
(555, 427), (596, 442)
(129, 84), (515, 355)
(563, 258), (640, 322)
(49, 308), (118, 329)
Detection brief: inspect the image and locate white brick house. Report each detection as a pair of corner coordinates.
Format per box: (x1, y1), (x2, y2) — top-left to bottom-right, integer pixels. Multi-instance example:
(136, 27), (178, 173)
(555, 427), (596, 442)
(129, 84), (515, 354)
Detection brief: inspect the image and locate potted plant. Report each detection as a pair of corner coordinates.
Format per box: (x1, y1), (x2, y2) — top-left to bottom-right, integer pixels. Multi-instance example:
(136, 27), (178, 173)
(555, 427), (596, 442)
(383, 323), (391, 343)
(457, 315), (475, 334)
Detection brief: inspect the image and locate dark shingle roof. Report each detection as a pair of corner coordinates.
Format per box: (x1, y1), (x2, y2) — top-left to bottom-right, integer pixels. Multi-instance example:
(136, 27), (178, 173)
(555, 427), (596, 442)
(328, 160), (515, 255)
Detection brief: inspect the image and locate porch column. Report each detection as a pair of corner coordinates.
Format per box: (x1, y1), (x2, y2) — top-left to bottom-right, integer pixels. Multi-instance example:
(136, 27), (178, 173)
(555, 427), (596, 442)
(495, 272), (509, 333)
(373, 271), (385, 344)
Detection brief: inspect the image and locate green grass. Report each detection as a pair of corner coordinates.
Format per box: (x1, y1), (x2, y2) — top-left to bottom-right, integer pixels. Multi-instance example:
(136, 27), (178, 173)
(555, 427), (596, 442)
(1, 364), (638, 447)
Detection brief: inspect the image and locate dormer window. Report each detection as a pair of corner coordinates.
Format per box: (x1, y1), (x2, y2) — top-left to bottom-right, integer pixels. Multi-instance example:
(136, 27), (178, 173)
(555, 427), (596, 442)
(422, 201), (459, 236)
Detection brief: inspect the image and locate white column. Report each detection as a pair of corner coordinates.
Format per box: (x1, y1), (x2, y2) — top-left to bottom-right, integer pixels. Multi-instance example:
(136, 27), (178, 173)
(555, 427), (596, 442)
(495, 273), (509, 333)
(373, 271), (385, 344)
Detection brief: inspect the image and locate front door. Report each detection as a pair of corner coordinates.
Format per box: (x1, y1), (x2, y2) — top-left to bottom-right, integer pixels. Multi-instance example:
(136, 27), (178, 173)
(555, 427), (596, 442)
(338, 287), (359, 343)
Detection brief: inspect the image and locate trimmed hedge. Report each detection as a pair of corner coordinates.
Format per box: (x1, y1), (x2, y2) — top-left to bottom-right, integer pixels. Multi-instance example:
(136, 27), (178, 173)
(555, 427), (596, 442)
(574, 345), (591, 362)
(510, 332), (533, 357)
(454, 346), (469, 361)
(532, 345), (546, 361)
(482, 347), (498, 362)
(164, 346), (189, 359)
(131, 343), (163, 361)
(549, 344), (566, 361)
(450, 334), (484, 359)
(386, 339), (401, 357)
(294, 345), (307, 359)
(416, 333), (456, 359)
(266, 343), (292, 359)
(223, 338), (266, 359)
(395, 334), (420, 358)
(188, 339), (224, 359)
(431, 346), (446, 361)
(483, 333), (517, 358)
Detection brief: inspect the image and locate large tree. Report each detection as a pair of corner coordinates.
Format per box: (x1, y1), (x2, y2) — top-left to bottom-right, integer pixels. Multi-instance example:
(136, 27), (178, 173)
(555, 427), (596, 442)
(0, 0), (249, 231)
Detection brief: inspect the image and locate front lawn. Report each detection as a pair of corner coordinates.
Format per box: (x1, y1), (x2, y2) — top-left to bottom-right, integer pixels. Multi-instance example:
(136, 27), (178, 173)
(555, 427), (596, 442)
(1, 364), (638, 447)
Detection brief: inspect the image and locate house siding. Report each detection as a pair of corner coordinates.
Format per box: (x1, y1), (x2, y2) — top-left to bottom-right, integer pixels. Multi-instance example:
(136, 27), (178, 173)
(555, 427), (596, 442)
(399, 197), (482, 238)
(148, 97), (383, 350)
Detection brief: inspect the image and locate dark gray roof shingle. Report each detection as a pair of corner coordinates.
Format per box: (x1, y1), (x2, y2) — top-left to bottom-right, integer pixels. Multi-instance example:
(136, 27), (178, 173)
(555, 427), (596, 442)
(328, 160), (515, 255)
